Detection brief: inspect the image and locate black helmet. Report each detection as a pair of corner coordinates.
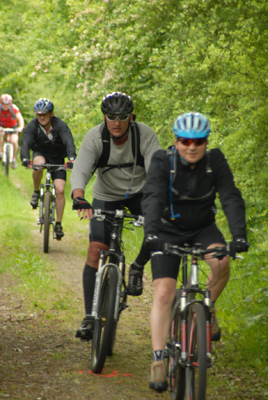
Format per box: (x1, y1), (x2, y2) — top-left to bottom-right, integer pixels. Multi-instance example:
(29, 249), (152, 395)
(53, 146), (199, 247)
(101, 92), (134, 115)
(34, 98), (54, 114)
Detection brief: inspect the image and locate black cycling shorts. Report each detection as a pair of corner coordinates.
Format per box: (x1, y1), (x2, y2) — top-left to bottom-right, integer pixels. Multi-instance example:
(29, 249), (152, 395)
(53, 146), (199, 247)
(33, 152), (66, 181)
(90, 194), (143, 245)
(151, 223), (226, 281)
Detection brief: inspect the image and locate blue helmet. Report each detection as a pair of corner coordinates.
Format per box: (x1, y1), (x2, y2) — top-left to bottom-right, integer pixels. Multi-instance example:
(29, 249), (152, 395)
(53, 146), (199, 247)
(173, 112), (211, 139)
(34, 98), (54, 114)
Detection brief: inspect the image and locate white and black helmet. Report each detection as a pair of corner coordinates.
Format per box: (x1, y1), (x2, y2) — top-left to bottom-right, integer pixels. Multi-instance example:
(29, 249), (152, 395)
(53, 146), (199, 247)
(101, 92), (134, 115)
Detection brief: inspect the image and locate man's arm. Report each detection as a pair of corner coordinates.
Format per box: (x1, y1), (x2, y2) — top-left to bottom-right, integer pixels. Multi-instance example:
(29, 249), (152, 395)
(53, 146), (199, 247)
(16, 112), (24, 132)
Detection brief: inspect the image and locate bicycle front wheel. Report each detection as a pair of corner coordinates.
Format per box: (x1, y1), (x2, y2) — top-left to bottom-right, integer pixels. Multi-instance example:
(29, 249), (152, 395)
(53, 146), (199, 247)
(4, 145), (10, 176)
(168, 289), (185, 400)
(185, 303), (207, 400)
(43, 191), (52, 253)
(91, 265), (117, 373)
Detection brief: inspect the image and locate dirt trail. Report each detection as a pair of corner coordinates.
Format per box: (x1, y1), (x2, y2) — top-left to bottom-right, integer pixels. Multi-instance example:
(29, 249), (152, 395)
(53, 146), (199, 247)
(0, 225), (167, 400)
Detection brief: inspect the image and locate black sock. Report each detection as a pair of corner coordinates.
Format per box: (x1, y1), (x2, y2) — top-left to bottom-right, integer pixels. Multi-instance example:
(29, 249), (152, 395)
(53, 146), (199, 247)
(134, 239), (150, 268)
(83, 264), (97, 315)
(153, 350), (165, 362)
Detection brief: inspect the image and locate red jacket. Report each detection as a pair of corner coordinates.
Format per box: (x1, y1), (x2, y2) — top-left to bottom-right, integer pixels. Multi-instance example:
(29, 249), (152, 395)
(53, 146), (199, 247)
(0, 104), (20, 128)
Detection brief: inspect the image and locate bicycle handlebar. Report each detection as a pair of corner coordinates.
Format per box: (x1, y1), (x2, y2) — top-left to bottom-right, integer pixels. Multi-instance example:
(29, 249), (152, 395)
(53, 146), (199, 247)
(31, 163), (72, 171)
(163, 243), (235, 259)
(0, 127), (18, 134)
(93, 208), (144, 226)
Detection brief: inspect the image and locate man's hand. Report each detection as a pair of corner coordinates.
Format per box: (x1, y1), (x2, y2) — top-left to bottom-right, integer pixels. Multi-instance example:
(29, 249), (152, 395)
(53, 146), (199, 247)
(229, 237), (250, 259)
(144, 234), (162, 251)
(65, 159), (74, 169)
(22, 158), (32, 168)
(72, 196), (93, 220)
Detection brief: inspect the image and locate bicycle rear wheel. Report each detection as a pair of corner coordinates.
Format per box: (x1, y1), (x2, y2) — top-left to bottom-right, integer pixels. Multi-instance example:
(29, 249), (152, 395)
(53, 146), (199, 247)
(4, 145), (10, 176)
(185, 303), (207, 400)
(168, 289), (185, 400)
(91, 265), (117, 373)
(43, 191), (51, 253)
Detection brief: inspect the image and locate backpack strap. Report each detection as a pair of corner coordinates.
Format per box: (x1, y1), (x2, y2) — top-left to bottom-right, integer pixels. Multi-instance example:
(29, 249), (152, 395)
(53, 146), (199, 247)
(167, 146), (181, 219)
(131, 122), (144, 168)
(97, 125), (111, 168)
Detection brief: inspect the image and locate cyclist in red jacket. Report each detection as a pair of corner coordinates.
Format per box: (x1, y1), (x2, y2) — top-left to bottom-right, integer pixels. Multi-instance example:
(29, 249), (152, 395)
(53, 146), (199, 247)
(0, 94), (24, 168)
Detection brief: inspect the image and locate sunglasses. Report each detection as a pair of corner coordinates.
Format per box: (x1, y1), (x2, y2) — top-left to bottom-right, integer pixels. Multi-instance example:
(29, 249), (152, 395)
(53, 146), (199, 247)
(105, 114), (130, 121)
(178, 138), (207, 147)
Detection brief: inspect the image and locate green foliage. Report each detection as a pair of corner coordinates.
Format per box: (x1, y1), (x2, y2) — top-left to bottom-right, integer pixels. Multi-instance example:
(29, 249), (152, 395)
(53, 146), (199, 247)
(1, 0), (268, 374)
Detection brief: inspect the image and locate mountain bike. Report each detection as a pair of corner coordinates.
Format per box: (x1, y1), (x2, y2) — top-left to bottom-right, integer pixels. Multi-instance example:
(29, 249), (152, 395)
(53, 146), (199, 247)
(90, 208), (144, 373)
(32, 163), (72, 253)
(163, 243), (234, 400)
(1, 127), (17, 176)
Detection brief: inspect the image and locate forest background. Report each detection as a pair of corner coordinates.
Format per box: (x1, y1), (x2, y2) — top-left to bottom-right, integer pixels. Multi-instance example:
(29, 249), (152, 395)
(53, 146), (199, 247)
(1, 0), (267, 391)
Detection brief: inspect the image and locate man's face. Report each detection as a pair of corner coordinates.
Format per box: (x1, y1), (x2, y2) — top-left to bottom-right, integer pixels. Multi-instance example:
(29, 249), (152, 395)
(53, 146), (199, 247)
(174, 137), (208, 164)
(36, 112), (52, 127)
(1, 103), (11, 111)
(105, 114), (133, 139)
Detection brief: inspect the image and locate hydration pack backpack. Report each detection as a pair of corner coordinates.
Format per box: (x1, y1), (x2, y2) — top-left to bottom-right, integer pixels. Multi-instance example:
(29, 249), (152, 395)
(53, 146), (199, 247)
(95, 121), (144, 174)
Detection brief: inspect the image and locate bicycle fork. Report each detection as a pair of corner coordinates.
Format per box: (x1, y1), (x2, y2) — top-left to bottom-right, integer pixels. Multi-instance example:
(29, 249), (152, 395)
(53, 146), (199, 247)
(38, 183), (56, 228)
(179, 287), (212, 367)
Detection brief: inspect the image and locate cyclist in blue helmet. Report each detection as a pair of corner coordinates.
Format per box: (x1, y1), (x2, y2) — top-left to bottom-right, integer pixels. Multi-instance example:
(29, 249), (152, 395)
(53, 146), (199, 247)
(141, 112), (249, 392)
(20, 98), (76, 239)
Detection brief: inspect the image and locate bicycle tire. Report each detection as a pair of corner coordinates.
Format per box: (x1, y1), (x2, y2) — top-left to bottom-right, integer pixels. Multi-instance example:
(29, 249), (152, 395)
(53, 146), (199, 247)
(185, 303), (207, 400)
(168, 289), (185, 400)
(91, 265), (117, 373)
(43, 191), (51, 253)
(4, 145), (10, 176)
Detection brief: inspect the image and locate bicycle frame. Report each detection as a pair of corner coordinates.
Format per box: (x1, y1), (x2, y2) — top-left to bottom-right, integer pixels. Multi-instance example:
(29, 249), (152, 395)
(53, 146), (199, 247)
(177, 253), (212, 366)
(30, 163), (70, 253)
(38, 169), (56, 230)
(1, 128), (16, 176)
(90, 208), (144, 373)
(164, 244), (231, 399)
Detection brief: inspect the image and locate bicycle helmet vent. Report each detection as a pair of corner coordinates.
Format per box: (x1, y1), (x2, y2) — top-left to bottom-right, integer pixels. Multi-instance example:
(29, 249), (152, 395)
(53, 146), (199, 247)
(173, 112), (211, 139)
(101, 92), (134, 115)
(0, 94), (13, 105)
(34, 98), (54, 114)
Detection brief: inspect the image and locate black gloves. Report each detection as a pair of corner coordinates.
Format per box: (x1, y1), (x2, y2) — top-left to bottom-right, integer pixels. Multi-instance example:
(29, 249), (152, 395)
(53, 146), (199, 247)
(229, 236), (250, 259)
(65, 160), (74, 169)
(72, 196), (92, 210)
(22, 158), (31, 167)
(144, 234), (162, 251)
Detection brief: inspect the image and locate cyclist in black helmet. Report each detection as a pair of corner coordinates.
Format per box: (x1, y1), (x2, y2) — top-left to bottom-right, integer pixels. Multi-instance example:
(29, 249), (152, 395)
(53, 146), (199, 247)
(20, 98), (76, 239)
(70, 92), (161, 340)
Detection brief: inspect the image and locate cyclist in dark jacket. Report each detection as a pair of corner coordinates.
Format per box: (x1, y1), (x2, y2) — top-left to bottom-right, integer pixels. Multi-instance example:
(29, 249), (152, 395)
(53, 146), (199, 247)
(20, 98), (76, 239)
(142, 112), (249, 393)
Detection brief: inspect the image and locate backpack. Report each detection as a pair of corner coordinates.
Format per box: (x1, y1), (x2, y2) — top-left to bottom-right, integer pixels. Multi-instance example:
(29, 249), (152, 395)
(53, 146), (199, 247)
(95, 120), (144, 174)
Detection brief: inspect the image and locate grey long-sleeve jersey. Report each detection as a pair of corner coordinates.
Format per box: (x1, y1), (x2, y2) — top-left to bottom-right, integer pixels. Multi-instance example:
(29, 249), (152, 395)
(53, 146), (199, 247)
(70, 122), (161, 201)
